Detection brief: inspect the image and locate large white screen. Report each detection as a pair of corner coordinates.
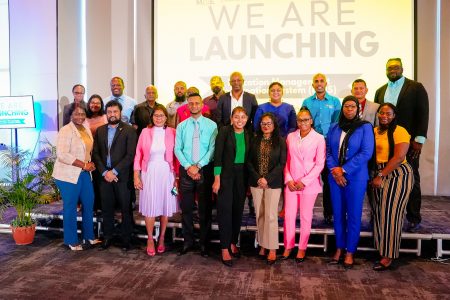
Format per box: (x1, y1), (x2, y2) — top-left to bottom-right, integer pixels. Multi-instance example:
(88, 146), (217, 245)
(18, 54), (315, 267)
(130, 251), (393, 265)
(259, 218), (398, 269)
(155, 0), (414, 108)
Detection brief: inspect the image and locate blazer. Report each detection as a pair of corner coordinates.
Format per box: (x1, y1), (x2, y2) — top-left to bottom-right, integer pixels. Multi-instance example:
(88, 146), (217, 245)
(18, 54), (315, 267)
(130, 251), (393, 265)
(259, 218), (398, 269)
(326, 122), (374, 182)
(214, 125), (252, 177)
(361, 100), (380, 127)
(134, 126), (176, 173)
(247, 135), (287, 189)
(284, 129), (326, 195)
(374, 78), (429, 139)
(92, 121), (137, 182)
(52, 122), (93, 184)
(216, 91), (258, 129)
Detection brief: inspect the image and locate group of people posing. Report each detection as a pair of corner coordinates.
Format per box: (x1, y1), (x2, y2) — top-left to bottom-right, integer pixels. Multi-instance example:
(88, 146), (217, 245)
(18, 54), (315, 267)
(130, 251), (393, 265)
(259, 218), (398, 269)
(52, 57), (429, 272)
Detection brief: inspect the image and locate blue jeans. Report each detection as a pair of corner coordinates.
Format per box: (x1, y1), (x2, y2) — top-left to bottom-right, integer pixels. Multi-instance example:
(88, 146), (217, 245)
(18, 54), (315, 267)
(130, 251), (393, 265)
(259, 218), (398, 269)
(55, 172), (95, 245)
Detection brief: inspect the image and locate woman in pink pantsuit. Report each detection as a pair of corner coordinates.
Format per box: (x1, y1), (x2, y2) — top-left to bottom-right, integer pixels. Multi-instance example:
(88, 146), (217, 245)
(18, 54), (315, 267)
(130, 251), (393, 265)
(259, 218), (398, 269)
(281, 107), (326, 263)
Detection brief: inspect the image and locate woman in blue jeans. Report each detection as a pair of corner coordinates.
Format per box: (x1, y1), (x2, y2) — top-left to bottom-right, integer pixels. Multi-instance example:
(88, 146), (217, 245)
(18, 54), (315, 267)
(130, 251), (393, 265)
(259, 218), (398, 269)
(52, 103), (101, 250)
(326, 95), (374, 269)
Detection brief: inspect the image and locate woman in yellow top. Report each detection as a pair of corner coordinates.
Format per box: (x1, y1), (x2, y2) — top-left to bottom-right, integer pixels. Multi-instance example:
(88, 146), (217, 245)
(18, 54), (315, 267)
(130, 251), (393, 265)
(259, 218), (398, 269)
(371, 103), (414, 270)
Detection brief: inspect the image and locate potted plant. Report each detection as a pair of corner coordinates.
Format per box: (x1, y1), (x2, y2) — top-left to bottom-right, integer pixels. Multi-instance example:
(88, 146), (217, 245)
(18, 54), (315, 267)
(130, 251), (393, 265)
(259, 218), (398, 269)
(33, 139), (60, 203)
(0, 147), (46, 245)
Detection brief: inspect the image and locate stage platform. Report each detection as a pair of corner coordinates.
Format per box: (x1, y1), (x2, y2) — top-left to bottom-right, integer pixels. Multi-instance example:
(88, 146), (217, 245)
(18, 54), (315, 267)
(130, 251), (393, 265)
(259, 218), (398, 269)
(1, 195), (449, 257)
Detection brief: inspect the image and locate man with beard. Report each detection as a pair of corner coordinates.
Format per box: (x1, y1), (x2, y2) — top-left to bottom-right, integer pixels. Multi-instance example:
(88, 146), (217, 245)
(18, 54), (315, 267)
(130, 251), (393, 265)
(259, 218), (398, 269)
(374, 58), (429, 232)
(105, 77), (137, 123)
(203, 76), (226, 124)
(302, 73), (341, 225)
(166, 81), (187, 128)
(175, 93), (217, 257)
(62, 84), (86, 126)
(216, 72), (258, 130)
(130, 85), (159, 137)
(93, 100), (137, 250)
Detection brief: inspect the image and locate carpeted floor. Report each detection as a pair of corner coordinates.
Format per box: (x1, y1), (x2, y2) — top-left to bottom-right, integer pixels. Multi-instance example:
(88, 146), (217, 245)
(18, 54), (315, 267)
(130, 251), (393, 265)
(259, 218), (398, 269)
(0, 230), (449, 300)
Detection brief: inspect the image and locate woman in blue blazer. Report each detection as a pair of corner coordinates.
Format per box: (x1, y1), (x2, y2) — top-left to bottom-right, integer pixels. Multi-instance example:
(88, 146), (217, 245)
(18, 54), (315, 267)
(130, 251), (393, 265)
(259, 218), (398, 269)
(326, 95), (374, 269)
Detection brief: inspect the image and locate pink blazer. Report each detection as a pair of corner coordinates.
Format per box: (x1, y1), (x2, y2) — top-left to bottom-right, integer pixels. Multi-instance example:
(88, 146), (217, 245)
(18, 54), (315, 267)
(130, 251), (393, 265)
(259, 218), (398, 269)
(284, 129), (326, 194)
(134, 126), (176, 173)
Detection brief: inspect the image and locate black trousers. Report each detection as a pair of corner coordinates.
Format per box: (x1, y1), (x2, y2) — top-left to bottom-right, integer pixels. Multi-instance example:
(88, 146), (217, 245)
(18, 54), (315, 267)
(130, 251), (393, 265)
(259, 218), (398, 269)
(406, 149), (422, 223)
(179, 163), (213, 247)
(217, 164), (246, 249)
(321, 166), (332, 218)
(100, 179), (133, 243)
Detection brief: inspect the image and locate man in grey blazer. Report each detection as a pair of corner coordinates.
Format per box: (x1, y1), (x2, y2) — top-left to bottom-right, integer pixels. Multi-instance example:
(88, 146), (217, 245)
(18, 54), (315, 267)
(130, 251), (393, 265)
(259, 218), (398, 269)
(216, 71), (258, 130)
(352, 79), (379, 126)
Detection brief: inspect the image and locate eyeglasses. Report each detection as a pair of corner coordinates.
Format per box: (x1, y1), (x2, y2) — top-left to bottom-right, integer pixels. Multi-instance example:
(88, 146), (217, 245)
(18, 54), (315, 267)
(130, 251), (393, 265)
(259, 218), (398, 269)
(260, 122), (273, 127)
(153, 114), (166, 118)
(297, 118), (311, 123)
(73, 92), (85, 95)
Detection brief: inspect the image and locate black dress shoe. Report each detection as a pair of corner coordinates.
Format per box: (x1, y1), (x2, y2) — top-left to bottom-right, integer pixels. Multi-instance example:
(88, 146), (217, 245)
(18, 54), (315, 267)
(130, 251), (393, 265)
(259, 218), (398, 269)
(373, 262), (392, 271)
(221, 258), (233, 267)
(327, 257), (343, 265)
(343, 262), (353, 270)
(295, 257), (305, 263)
(200, 246), (209, 258)
(267, 258), (276, 265)
(177, 245), (192, 256)
(231, 249), (241, 258)
(100, 239), (112, 250)
(121, 242), (131, 251)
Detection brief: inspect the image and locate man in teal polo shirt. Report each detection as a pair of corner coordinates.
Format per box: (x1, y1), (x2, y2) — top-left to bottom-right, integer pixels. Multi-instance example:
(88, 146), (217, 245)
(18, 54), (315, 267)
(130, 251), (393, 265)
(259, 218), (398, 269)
(302, 73), (341, 224)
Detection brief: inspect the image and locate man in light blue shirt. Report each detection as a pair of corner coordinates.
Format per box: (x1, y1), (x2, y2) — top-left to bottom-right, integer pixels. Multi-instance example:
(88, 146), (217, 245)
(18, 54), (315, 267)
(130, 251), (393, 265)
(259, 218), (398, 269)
(302, 73), (341, 225)
(105, 76), (137, 123)
(175, 93), (218, 257)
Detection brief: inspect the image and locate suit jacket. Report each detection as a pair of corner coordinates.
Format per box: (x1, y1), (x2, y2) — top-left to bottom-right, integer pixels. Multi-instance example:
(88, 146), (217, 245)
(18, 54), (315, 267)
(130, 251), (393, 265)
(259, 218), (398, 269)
(216, 91), (258, 129)
(214, 125), (252, 178)
(374, 78), (429, 139)
(92, 121), (137, 182)
(284, 129), (326, 194)
(134, 126), (176, 173)
(361, 100), (380, 127)
(247, 135), (287, 188)
(326, 123), (374, 182)
(52, 122), (93, 184)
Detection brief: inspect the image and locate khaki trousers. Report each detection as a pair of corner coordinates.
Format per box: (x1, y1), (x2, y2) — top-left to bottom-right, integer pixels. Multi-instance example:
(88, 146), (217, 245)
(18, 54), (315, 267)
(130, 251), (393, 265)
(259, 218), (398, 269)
(251, 187), (281, 250)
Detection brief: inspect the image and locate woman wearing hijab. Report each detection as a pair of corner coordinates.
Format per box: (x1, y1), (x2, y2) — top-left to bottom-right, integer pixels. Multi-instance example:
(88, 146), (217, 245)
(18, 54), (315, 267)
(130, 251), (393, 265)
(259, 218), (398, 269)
(326, 95), (374, 269)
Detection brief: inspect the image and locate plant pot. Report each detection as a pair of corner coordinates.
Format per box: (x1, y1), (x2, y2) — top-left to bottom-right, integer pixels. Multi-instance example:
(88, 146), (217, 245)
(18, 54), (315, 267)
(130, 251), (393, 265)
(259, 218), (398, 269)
(11, 224), (36, 245)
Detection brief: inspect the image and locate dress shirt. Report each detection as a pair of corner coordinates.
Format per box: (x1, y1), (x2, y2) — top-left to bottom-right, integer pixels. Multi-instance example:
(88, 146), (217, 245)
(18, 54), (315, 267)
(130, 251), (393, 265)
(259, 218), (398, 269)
(174, 115), (218, 169)
(105, 94), (137, 123)
(230, 92), (244, 113)
(302, 92), (341, 138)
(384, 76), (405, 106)
(177, 104), (210, 124)
(104, 124), (118, 176)
(203, 93), (223, 123)
(253, 102), (297, 137)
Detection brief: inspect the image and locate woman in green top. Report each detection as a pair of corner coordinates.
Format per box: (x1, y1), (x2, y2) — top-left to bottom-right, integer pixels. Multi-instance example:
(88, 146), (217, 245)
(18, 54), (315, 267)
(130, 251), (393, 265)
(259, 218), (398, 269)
(213, 106), (252, 267)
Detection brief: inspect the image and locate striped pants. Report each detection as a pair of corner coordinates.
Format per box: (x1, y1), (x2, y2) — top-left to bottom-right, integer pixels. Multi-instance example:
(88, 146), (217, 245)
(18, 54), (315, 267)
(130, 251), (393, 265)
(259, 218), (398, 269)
(373, 162), (414, 258)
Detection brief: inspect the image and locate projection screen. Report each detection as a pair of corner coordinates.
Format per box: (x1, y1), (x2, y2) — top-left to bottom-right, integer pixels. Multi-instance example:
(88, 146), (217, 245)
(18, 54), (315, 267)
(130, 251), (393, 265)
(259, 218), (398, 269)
(154, 0), (414, 108)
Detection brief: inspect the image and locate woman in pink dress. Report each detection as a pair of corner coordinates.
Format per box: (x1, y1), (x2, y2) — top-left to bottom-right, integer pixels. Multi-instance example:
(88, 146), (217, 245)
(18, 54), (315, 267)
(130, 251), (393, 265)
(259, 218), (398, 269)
(134, 105), (178, 256)
(281, 107), (326, 263)
(85, 94), (107, 136)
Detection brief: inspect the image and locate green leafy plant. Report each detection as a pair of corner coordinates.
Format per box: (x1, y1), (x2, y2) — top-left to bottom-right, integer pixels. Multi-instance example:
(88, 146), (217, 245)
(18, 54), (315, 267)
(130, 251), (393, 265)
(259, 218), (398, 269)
(0, 147), (46, 227)
(33, 140), (60, 203)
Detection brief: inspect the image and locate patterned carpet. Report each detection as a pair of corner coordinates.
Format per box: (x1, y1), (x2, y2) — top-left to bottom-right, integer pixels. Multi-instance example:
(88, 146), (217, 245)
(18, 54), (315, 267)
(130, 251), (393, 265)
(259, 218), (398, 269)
(0, 196), (449, 299)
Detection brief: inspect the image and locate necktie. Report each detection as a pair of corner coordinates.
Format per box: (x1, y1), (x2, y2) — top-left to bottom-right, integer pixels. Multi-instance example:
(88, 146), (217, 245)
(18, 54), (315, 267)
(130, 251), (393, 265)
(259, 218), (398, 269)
(359, 103), (363, 118)
(192, 121), (200, 163)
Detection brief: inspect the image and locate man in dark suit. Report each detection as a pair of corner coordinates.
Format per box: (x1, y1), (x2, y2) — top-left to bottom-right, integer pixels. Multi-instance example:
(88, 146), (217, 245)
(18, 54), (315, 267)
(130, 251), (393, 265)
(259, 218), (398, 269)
(374, 58), (429, 232)
(216, 71), (258, 130)
(130, 85), (159, 137)
(93, 100), (137, 250)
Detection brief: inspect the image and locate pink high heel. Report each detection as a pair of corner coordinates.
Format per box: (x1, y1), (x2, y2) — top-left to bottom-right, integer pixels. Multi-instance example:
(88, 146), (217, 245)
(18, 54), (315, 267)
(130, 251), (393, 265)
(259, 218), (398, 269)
(146, 239), (156, 256)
